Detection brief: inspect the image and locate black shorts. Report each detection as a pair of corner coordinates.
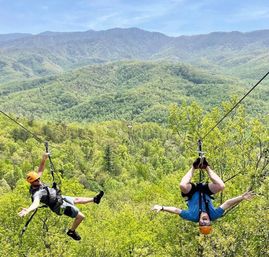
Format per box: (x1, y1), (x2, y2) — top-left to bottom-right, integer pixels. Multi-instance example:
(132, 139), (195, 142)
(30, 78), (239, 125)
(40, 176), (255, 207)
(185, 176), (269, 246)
(181, 183), (213, 200)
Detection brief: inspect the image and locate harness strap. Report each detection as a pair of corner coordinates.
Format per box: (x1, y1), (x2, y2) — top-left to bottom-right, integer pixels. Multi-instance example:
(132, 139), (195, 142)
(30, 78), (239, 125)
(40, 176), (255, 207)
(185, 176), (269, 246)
(20, 205), (47, 238)
(197, 183), (212, 219)
(45, 141), (56, 184)
(45, 141), (61, 190)
(199, 188), (203, 215)
(198, 139), (206, 217)
(202, 192), (211, 220)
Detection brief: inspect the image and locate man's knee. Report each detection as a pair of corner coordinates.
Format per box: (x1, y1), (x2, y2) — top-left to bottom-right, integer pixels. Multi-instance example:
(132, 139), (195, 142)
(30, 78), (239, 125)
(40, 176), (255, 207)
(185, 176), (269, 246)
(209, 182), (225, 194)
(76, 212), (85, 220)
(74, 197), (82, 204)
(219, 182), (225, 192)
(179, 183), (190, 194)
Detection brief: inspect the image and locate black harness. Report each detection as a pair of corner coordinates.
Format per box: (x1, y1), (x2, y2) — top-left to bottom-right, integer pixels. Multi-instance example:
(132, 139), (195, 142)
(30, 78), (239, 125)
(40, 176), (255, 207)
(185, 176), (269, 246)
(29, 184), (63, 214)
(197, 184), (212, 220)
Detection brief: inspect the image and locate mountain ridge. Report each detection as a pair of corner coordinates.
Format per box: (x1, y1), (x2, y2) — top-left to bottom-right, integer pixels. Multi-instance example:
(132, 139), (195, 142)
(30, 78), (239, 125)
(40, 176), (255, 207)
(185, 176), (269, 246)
(0, 28), (269, 83)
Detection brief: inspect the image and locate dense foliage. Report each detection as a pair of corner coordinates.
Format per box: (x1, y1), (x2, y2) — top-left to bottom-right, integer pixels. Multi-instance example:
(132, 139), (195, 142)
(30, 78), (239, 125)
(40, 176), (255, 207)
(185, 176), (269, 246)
(1, 61), (268, 123)
(0, 101), (268, 256)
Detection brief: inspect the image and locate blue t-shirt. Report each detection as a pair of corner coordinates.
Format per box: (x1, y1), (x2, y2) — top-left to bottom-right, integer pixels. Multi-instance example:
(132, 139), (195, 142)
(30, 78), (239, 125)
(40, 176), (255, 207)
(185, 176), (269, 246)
(180, 191), (224, 222)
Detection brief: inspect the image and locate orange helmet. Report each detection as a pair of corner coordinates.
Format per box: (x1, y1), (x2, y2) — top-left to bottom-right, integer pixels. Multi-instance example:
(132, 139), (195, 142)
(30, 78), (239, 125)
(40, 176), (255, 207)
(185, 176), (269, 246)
(26, 171), (40, 183)
(199, 225), (212, 235)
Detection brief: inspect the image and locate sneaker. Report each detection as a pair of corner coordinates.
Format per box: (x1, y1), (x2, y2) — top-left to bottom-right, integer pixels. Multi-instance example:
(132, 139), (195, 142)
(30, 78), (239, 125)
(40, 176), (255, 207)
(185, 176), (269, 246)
(193, 158), (201, 169)
(93, 191), (104, 204)
(67, 229), (81, 241)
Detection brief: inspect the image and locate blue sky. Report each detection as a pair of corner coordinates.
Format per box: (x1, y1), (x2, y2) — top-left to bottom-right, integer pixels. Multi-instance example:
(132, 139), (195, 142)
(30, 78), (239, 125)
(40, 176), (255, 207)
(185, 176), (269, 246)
(1, 0), (269, 36)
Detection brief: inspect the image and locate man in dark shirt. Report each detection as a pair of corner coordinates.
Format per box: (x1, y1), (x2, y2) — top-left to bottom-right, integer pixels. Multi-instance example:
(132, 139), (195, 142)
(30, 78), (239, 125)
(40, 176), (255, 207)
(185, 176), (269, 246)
(18, 153), (104, 241)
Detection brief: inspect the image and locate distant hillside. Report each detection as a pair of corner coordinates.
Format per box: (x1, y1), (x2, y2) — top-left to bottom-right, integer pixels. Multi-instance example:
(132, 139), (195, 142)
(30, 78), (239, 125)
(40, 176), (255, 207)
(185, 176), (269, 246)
(0, 61), (267, 123)
(0, 28), (269, 83)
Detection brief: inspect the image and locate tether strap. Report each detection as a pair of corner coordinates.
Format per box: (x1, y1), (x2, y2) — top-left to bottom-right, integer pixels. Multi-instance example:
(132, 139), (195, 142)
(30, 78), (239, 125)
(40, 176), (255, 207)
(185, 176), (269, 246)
(20, 209), (38, 237)
(20, 205), (47, 238)
(198, 139), (204, 181)
(203, 192), (211, 220)
(198, 139), (204, 217)
(197, 185), (211, 219)
(44, 141), (60, 189)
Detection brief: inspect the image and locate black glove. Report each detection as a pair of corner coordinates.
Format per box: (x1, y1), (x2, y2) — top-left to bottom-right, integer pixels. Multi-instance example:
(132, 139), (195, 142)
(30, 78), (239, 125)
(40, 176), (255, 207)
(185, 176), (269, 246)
(193, 158), (201, 169)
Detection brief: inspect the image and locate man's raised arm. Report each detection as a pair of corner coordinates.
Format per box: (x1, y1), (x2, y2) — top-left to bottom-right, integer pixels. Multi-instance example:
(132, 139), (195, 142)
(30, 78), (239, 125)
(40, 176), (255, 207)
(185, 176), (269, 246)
(37, 153), (49, 177)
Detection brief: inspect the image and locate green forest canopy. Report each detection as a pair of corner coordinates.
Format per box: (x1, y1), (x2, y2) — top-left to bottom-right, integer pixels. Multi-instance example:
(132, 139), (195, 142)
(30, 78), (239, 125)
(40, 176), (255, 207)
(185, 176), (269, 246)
(0, 101), (268, 256)
(1, 61), (268, 123)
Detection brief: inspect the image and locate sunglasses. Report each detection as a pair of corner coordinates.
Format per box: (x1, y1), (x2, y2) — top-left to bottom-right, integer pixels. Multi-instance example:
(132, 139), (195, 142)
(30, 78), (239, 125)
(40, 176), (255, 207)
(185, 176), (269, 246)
(33, 178), (40, 182)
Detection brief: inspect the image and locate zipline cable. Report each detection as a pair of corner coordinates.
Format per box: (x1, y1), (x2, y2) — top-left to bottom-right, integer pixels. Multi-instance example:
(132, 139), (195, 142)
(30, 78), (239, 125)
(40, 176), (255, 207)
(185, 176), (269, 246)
(19, 205), (47, 242)
(201, 71), (269, 141)
(0, 110), (43, 143)
(0, 110), (57, 150)
(195, 72), (269, 201)
(0, 110), (61, 182)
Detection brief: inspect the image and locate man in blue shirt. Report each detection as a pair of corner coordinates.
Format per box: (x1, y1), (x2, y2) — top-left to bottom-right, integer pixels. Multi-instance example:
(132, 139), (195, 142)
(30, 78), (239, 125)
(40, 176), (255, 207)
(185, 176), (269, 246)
(152, 158), (254, 234)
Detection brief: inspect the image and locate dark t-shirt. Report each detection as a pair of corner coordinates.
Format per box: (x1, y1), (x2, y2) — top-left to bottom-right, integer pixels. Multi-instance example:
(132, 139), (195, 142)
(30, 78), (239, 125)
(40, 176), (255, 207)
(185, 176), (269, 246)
(30, 184), (79, 218)
(30, 184), (60, 212)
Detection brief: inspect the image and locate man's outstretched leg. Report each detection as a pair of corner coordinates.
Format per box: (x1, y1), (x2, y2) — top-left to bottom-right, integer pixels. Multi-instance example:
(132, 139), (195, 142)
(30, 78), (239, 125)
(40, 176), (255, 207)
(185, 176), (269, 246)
(73, 191), (104, 204)
(66, 191), (104, 241)
(67, 212), (85, 240)
(179, 158), (201, 194)
(203, 159), (225, 194)
(179, 166), (195, 194)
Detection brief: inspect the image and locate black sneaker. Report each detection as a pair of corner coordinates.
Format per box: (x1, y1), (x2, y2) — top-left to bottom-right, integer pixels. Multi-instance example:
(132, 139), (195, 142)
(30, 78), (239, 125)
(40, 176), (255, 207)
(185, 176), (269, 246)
(67, 229), (81, 241)
(93, 191), (104, 204)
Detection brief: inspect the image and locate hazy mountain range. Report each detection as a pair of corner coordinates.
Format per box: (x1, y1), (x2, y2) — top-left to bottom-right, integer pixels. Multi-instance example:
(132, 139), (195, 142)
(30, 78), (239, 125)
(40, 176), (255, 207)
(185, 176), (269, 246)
(1, 28), (269, 83)
(0, 28), (268, 122)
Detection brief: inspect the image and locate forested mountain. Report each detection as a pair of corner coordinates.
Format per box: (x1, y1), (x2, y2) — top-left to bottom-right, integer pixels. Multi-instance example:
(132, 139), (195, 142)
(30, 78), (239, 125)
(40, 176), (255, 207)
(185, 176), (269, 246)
(1, 28), (269, 83)
(0, 27), (268, 256)
(1, 61), (268, 122)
